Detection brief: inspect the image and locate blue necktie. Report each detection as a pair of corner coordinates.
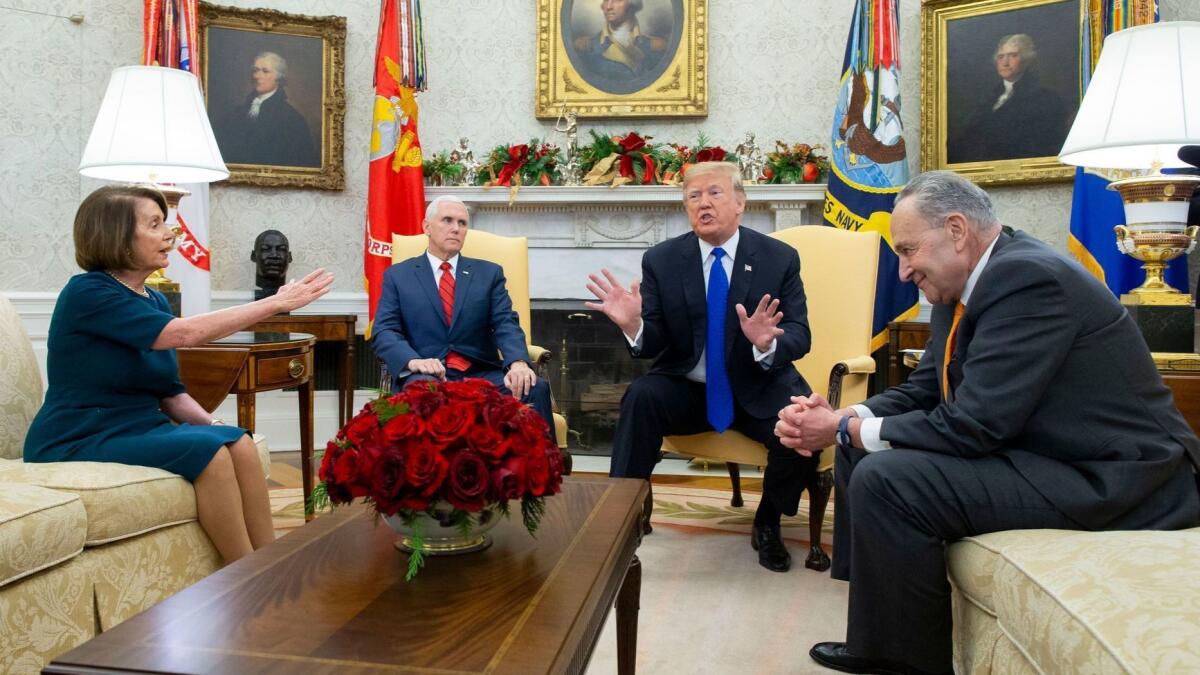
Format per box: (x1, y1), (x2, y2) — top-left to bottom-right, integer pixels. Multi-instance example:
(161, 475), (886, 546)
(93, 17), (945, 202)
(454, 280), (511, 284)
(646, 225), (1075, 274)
(706, 248), (734, 432)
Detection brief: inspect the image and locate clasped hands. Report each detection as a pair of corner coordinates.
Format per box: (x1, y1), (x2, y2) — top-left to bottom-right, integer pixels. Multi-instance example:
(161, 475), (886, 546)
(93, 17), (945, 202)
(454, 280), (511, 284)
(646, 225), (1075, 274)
(405, 358), (536, 399)
(583, 268), (785, 352)
(775, 393), (848, 457)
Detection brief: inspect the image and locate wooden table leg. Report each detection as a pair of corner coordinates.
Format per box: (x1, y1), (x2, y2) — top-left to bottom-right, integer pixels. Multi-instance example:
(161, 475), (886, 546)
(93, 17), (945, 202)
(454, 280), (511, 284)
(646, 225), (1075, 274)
(236, 392), (256, 434)
(616, 555), (641, 675)
(300, 377), (315, 521)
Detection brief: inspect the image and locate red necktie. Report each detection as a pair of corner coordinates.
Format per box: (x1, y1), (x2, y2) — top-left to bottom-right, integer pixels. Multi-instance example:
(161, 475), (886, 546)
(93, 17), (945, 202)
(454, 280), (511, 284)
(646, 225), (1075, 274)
(941, 302), (965, 401)
(438, 262), (471, 372)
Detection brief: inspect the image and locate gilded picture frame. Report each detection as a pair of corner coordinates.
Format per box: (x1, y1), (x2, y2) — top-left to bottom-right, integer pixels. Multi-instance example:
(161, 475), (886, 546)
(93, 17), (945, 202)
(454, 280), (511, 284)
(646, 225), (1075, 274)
(920, 0), (1082, 185)
(199, 3), (346, 190)
(535, 0), (707, 119)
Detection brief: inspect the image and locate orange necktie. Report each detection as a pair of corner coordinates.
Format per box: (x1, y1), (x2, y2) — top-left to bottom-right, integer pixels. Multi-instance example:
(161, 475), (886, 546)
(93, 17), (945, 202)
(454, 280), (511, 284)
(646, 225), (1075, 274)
(942, 302), (966, 401)
(438, 262), (471, 372)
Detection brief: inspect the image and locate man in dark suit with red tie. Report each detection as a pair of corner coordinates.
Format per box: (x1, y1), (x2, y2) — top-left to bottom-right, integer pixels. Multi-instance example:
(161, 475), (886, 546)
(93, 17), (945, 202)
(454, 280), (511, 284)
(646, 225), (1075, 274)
(371, 195), (555, 432)
(586, 161), (818, 572)
(776, 170), (1200, 675)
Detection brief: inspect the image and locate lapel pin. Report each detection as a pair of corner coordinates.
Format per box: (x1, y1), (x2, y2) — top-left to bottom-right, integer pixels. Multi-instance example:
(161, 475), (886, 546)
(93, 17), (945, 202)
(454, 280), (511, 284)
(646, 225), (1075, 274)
(462, 270), (470, 275)
(744, 264), (752, 272)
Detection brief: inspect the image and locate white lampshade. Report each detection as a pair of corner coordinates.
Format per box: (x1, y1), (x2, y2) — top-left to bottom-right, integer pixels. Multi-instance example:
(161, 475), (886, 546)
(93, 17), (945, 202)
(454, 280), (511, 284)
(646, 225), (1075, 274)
(79, 66), (228, 183)
(1058, 21), (1200, 169)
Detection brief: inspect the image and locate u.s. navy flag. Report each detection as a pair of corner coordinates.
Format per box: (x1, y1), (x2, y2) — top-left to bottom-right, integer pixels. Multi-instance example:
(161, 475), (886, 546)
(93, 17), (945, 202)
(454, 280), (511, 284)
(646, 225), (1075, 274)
(1067, 0), (1187, 296)
(824, 0), (916, 351)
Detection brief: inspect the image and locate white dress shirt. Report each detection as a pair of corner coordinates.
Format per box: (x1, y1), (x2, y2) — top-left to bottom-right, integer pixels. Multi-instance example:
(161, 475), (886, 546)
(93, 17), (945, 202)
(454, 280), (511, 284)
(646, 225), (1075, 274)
(625, 229), (777, 383)
(854, 232), (1001, 451)
(247, 88), (277, 119)
(427, 251), (460, 287)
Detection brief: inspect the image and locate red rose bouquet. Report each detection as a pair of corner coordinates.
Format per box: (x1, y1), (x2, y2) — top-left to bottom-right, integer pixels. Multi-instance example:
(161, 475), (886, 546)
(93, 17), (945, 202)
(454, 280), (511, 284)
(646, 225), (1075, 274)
(310, 379), (565, 578)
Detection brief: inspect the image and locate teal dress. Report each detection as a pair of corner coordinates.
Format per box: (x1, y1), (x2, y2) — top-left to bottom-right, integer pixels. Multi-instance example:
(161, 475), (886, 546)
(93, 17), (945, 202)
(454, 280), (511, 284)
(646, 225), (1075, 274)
(23, 272), (245, 481)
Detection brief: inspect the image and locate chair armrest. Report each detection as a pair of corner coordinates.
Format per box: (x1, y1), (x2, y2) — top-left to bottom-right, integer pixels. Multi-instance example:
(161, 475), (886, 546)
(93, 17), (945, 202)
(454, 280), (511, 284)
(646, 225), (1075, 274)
(827, 354), (876, 409)
(527, 344), (552, 366)
(838, 355), (876, 375)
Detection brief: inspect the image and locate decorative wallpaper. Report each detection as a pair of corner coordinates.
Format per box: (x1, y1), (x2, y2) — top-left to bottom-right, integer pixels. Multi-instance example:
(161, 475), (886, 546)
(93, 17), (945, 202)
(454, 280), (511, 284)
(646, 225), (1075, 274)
(1, 0), (1196, 294)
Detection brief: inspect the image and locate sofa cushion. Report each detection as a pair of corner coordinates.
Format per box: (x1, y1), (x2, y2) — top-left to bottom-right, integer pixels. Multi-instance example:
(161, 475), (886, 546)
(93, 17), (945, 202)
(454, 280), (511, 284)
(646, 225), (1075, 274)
(0, 482), (86, 588)
(946, 529), (1036, 615)
(0, 294), (43, 461)
(991, 528), (1200, 674)
(0, 459), (196, 546)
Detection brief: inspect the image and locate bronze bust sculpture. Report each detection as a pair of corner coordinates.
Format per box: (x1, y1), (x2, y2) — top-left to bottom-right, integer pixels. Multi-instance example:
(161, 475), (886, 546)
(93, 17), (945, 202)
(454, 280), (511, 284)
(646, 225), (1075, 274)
(251, 229), (291, 300)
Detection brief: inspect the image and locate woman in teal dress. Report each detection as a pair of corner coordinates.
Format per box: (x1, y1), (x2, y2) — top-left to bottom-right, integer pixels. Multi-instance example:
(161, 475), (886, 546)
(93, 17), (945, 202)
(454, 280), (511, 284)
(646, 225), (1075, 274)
(24, 185), (333, 563)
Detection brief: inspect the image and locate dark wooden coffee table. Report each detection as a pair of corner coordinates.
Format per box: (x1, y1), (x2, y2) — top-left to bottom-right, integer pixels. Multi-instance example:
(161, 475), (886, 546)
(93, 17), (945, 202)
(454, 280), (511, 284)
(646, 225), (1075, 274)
(45, 476), (648, 675)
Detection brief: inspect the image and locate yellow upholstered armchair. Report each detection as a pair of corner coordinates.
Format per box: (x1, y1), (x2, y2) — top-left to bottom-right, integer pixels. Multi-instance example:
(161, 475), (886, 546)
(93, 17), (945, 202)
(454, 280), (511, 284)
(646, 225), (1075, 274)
(663, 225), (880, 571)
(388, 231), (570, 468)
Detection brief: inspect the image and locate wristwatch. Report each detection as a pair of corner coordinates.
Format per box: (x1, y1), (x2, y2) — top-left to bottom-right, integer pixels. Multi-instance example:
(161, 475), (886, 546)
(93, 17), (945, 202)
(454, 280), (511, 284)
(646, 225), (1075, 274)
(836, 415), (852, 449)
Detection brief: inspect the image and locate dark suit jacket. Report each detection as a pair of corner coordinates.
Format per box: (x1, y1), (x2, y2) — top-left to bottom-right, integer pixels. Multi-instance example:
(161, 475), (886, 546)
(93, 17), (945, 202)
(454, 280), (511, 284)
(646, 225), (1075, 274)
(865, 231), (1200, 530)
(948, 73), (1067, 164)
(213, 88), (318, 168)
(372, 255), (530, 381)
(635, 227), (812, 419)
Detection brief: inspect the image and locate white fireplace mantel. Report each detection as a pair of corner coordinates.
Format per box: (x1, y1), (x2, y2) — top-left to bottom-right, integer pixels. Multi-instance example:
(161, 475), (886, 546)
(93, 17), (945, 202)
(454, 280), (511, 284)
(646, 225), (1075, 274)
(424, 184), (828, 299)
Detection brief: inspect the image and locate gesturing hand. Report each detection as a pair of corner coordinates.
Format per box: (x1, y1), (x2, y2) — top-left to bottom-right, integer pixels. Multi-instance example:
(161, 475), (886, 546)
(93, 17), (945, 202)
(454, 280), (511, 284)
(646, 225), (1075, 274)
(273, 268), (335, 312)
(736, 294), (784, 353)
(584, 268), (642, 338)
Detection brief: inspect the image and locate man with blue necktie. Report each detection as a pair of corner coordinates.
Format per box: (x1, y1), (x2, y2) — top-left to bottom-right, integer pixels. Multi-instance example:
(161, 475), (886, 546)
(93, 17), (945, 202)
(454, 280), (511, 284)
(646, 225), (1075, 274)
(586, 161), (816, 572)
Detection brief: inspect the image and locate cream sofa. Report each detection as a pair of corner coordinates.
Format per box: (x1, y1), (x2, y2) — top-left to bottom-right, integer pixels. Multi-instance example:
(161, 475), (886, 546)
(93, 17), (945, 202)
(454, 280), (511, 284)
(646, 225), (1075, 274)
(948, 527), (1200, 674)
(0, 293), (269, 674)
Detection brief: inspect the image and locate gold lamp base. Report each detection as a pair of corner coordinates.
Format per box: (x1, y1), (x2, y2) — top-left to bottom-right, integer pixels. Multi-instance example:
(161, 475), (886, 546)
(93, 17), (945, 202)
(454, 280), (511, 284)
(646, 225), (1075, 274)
(1108, 172), (1199, 307)
(143, 182), (190, 294)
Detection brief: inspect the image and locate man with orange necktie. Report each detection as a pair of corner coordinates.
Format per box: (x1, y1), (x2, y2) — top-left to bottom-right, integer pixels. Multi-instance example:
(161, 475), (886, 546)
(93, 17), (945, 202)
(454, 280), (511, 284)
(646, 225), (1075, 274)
(372, 195), (554, 433)
(775, 171), (1200, 675)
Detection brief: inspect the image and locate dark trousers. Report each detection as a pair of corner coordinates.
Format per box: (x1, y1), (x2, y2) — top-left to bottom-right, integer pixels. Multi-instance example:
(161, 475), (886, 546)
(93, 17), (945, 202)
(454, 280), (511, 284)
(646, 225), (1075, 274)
(832, 446), (1076, 674)
(398, 367), (556, 440)
(610, 372), (818, 516)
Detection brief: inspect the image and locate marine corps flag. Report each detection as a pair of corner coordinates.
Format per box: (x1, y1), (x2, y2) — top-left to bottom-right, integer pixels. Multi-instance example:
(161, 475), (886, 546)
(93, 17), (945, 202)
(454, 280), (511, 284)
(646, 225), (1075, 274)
(823, 0), (916, 352)
(1067, 0), (1187, 297)
(365, 0), (427, 337)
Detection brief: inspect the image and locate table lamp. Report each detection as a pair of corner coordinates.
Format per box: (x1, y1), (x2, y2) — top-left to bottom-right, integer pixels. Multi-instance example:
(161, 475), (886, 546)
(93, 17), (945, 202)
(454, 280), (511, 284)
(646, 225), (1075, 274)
(1058, 21), (1200, 352)
(79, 65), (228, 314)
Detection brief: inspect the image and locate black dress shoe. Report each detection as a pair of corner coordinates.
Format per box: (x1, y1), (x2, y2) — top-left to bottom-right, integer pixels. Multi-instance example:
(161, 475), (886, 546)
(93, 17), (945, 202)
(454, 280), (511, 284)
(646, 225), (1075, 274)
(750, 524), (791, 572)
(809, 642), (952, 675)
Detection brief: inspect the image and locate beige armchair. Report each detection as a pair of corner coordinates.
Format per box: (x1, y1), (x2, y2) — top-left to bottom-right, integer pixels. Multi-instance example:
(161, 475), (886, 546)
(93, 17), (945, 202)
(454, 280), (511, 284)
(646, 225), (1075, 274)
(388, 231), (571, 468)
(663, 225), (881, 570)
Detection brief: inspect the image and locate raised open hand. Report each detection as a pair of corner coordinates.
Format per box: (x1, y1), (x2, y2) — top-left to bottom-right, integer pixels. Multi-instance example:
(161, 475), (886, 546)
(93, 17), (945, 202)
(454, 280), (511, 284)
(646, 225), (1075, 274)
(273, 268), (334, 312)
(584, 268), (642, 337)
(736, 294), (784, 352)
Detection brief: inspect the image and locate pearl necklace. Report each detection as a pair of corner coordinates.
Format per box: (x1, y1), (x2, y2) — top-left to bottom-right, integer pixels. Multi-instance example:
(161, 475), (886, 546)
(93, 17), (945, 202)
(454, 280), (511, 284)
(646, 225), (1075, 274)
(105, 271), (149, 299)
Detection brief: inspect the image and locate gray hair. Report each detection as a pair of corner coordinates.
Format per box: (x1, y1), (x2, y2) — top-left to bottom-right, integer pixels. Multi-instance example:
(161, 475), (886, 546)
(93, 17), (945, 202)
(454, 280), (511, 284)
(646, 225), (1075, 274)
(995, 34), (1037, 67)
(425, 195), (468, 223)
(896, 171), (1000, 231)
(255, 51), (288, 82)
(606, 0), (644, 12)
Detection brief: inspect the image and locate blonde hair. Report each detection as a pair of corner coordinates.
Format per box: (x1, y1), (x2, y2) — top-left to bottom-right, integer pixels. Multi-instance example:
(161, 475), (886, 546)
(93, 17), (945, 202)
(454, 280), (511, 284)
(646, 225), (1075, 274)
(681, 161), (745, 199)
